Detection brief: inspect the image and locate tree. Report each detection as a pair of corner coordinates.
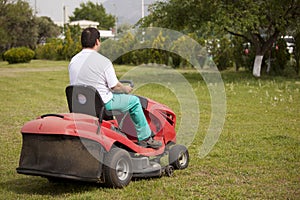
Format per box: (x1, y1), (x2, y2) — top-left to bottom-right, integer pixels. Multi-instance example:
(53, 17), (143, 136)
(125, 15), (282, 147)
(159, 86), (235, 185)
(219, 0), (299, 77)
(69, 1), (115, 30)
(117, 23), (133, 35)
(0, 0), (37, 53)
(141, 0), (300, 76)
(0, 0), (10, 51)
(140, 0), (217, 35)
(36, 16), (60, 44)
(62, 26), (81, 60)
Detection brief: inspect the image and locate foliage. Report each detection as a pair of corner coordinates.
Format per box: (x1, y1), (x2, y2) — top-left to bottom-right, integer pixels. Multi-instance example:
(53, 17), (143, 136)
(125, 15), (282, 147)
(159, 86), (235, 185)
(35, 26), (81, 61)
(269, 38), (291, 76)
(101, 30), (196, 68)
(3, 46), (35, 64)
(69, 1), (115, 30)
(117, 23), (133, 35)
(0, 0), (38, 53)
(35, 16), (61, 44)
(140, 0), (300, 75)
(140, 0), (217, 33)
(206, 36), (234, 70)
(0, 0), (80, 61)
(35, 38), (64, 60)
(218, 0), (298, 57)
(231, 37), (256, 71)
(62, 27), (81, 60)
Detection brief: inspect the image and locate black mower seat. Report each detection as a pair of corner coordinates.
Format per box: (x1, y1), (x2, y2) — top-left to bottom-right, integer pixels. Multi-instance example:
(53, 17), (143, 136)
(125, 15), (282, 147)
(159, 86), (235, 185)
(66, 85), (148, 121)
(65, 85), (114, 121)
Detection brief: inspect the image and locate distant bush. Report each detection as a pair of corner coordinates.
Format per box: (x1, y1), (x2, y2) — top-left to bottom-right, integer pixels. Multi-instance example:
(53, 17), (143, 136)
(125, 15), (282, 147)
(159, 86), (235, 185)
(3, 47), (35, 64)
(270, 38), (290, 76)
(35, 34), (81, 61)
(35, 38), (64, 60)
(283, 58), (297, 77)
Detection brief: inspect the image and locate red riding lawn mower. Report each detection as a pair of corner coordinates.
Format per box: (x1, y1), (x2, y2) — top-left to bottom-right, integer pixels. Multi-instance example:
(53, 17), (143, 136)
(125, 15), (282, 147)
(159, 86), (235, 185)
(17, 82), (189, 188)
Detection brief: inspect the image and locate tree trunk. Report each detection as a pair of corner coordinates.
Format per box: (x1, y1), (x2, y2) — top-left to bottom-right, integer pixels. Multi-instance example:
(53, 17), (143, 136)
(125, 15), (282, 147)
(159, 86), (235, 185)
(250, 30), (280, 77)
(253, 55), (264, 77)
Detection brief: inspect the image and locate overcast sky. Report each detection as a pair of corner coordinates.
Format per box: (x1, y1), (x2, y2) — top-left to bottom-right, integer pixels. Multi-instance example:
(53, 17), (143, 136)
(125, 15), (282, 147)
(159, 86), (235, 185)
(27, 0), (112, 22)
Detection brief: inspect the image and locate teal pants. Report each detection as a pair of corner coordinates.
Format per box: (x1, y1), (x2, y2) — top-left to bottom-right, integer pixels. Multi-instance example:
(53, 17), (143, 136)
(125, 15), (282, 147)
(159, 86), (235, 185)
(104, 94), (151, 141)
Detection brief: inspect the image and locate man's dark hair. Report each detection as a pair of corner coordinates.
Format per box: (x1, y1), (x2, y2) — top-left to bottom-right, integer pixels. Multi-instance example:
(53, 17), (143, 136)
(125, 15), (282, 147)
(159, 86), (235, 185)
(81, 27), (100, 48)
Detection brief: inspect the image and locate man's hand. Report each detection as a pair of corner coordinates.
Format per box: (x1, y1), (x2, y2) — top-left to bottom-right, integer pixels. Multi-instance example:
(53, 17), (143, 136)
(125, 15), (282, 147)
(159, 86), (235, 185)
(111, 82), (133, 94)
(122, 85), (133, 94)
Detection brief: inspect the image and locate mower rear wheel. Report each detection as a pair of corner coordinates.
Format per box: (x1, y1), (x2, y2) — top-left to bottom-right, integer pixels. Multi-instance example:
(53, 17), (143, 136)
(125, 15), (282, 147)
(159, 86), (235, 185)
(103, 147), (133, 188)
(169, 144), (189, 170)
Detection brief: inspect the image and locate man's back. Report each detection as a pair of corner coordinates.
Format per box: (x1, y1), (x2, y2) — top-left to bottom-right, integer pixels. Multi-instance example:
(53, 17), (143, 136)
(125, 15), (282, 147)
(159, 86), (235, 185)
(68, 49), (118, 104)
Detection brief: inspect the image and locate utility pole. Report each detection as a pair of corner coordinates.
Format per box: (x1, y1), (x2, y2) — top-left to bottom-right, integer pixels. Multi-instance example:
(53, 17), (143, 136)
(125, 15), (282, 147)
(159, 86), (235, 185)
(62, 5), (67, 37)
(63, 5), (67, 25)
(142, 0), (145, 18)
(34, 0), (37, 15)
(141, 0), (147, 43)
(113, 3), (118, 37)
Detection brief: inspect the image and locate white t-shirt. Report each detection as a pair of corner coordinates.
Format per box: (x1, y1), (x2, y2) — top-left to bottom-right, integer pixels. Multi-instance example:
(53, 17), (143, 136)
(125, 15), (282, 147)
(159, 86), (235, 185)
(68, 49), (119, 103)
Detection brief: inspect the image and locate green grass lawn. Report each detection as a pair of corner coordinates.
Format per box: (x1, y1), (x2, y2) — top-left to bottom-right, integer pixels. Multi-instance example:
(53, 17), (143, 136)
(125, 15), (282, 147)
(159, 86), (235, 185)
(0, 60), (299, 199)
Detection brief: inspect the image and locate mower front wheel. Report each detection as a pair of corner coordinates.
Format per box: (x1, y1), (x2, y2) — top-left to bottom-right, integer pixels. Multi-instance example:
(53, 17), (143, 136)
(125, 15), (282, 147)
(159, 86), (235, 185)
(169, 144), (189, 170)
(103, 147), (133, 188)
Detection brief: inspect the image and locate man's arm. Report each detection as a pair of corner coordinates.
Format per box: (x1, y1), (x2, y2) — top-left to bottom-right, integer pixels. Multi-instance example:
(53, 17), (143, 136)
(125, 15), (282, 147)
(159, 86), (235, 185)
(111, 82), (132, 94)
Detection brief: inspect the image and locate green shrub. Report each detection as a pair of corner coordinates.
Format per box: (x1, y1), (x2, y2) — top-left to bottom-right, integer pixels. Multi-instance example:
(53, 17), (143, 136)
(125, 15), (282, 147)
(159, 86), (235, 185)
(3, 47), (35, 64)
(35, 39), (64, 60)
(283, 58), (297, 77)
(269, 38), (290, 75)
(35, 37), (81, 61)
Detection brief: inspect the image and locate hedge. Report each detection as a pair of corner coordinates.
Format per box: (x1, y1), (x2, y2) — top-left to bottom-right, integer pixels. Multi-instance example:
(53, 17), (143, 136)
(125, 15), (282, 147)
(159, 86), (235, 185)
(3, 47), (35, 64)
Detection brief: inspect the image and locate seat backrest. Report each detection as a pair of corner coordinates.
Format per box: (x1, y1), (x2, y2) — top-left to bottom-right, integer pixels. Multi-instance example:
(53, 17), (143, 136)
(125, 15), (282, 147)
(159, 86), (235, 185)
(65, 85), (105, 120)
